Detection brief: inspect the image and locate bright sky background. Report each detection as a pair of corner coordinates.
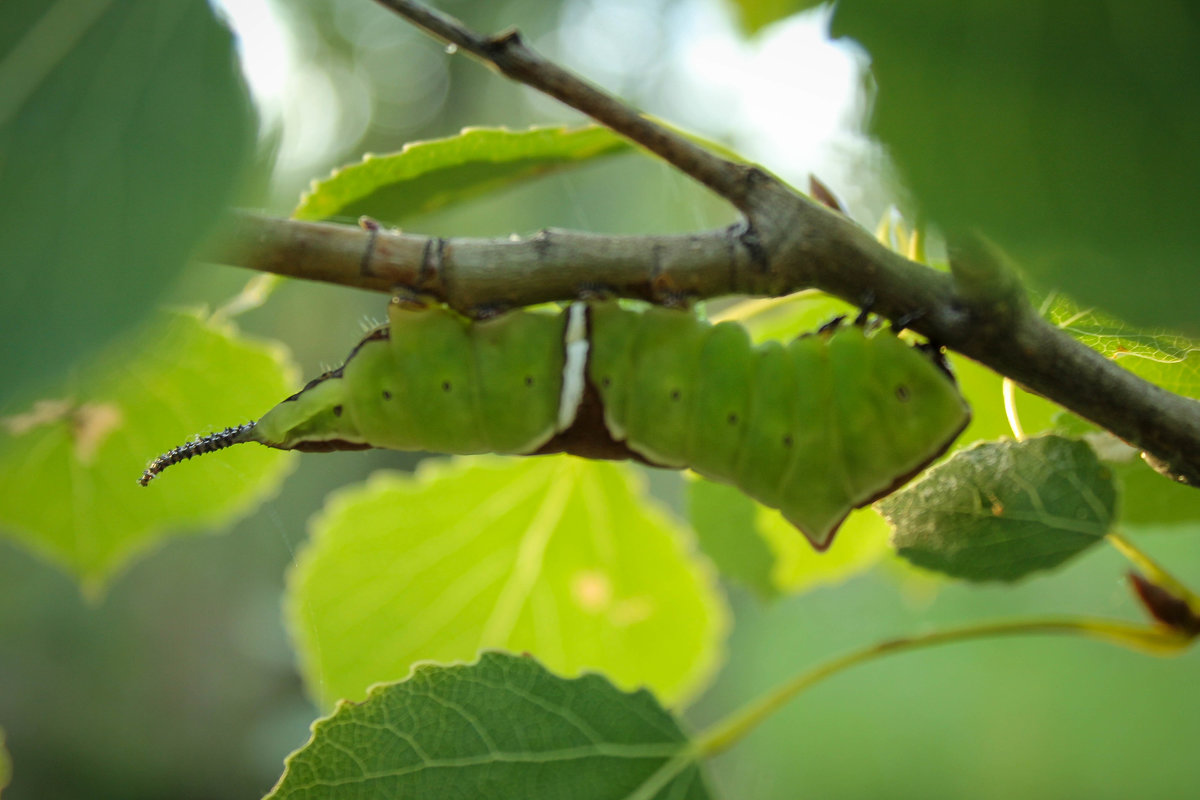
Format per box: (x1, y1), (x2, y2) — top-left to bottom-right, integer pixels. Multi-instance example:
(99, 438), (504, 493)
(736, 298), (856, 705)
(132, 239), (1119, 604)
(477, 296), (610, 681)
(213, 0), (881, 216)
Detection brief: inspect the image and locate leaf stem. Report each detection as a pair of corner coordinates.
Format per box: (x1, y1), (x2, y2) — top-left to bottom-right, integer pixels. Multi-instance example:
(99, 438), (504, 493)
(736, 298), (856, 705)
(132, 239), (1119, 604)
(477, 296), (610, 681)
(695, 616), (1190, 757)
(1107, 532), (1200, 610)
(212, 273), (283, 322)
(1002, 378), (1026, 441)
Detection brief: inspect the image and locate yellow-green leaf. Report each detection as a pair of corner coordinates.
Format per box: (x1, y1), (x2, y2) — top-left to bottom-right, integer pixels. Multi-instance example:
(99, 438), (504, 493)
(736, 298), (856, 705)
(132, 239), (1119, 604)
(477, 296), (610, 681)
(0, 312), (296, 592)
(763, 505), (890, 593)
(1044, 294), (1199, 399)
(687, 473), (889, 597)
(266, 652), (713, 800)
(293, 125), (630, 223)
(286, 457), (728, 709)
(729, 0), (829, 35)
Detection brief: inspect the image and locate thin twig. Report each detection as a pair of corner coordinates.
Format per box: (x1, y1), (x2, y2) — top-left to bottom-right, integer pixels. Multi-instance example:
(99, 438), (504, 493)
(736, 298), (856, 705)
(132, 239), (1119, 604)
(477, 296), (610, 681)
(696, 615), (1191, 758)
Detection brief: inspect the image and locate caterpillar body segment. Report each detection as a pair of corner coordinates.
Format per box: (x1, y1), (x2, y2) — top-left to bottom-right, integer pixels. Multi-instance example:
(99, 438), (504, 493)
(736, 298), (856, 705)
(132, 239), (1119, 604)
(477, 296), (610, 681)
(586, 304), (970, 547)
(141, 300), (970, 549)
(254, 304), (573, 456)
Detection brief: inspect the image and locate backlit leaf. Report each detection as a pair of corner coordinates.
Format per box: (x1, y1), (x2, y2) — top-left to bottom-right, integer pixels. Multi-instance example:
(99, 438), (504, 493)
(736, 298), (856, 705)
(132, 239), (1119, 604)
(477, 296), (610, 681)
(1044, 295), (1199, 399)
(0, 312), (296, 592)
(286, 458), (728, 709)
(728, 0), (829, 35)
(293, 125), (629, 224)
(763, 505), (890, 593)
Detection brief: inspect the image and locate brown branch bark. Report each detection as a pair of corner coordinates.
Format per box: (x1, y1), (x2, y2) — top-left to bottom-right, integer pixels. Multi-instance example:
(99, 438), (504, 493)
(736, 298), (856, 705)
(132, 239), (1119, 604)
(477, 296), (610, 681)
(202, 0), (1200, 487)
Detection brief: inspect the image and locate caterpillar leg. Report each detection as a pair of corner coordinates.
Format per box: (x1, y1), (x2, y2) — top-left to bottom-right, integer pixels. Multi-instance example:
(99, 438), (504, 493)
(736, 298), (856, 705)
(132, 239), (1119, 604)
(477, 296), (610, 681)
(891, 308), (927, 333)
(853, 288), (876, 326)
(816, 314), (847, 336)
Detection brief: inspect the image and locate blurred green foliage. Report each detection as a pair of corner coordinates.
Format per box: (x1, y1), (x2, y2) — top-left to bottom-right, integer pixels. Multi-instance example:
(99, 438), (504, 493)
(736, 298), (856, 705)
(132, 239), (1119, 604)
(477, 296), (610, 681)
(831, 0), (1200, 330)
(0, 727), (8, 799)
(689, 477), (778, 599)
(0, 0), (255, 409)
(690, 535), (1200, 800)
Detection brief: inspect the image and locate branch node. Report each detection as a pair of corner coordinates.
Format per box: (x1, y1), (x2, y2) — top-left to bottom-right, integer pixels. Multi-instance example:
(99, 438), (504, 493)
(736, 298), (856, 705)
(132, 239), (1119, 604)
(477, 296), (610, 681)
(734, 220), (770, 275)
(486, 26), (522, 49)
(418, 236), (446, 291)
(357, 216), (381, 277)
(948, 233), (1024, 302)
(947, 232), (1030, 331)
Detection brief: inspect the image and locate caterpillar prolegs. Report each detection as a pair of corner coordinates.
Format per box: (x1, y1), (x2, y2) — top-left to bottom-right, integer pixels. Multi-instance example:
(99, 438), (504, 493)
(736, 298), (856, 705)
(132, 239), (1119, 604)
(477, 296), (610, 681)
(140, 301), (970, 549)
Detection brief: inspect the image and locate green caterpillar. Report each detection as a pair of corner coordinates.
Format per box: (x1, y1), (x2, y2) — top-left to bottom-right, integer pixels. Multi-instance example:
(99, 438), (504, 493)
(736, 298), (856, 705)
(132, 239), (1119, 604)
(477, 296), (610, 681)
(141, 300), (970, 549)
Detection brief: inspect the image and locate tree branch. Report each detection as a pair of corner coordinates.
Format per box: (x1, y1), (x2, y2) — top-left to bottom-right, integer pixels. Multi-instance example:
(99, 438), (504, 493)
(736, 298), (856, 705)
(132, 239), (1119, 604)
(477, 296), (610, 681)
(202, 0), (1200, 486)
(205, 210), (1200, 485)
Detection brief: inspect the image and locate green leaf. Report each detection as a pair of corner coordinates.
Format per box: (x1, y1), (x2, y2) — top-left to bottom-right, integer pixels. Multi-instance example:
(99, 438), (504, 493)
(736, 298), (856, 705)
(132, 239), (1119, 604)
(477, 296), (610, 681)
(1038, 297), (1200, 526)
(266, 651), (712, 800)
(878, 436), (1115, 582)
(0, 0), (255, 407)
(728, 0), (829, 35)
(0, 312), (296, 592)
(831, 2), (1200, 328)
(1044, 295), (1199, 399)
(687, 476), (778, 599)
(723, 292), (859, 345)
(1046, 420), (1200, 528)
(293, 126), (630, 223)
(286, 458), (728, 710)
